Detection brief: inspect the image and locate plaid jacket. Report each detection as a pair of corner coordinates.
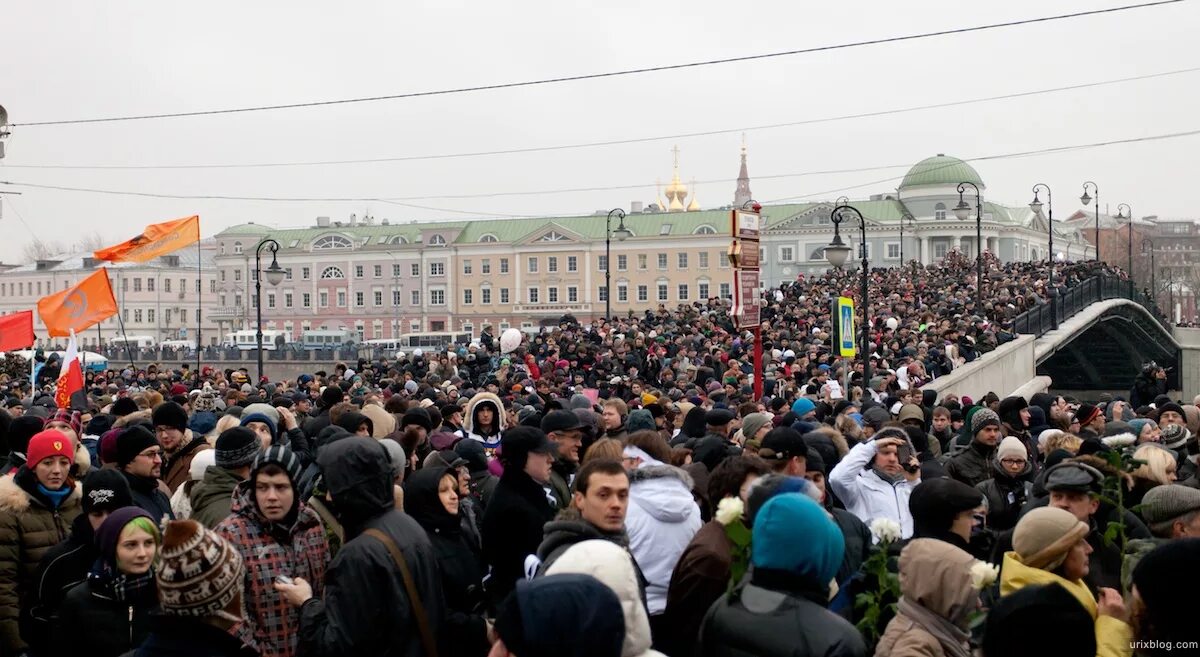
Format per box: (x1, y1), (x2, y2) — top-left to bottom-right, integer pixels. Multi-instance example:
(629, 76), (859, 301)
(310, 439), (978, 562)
(216, 481), (330, 657)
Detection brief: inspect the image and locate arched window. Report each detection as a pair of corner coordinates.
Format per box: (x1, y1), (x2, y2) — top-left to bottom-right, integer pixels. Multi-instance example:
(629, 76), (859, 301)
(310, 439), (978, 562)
(934, 203), (947, 221)
(313, 235), (353, 250)
(693, 225), (717, 235)
(233, 241), (243, 255)
(320, 266), (346, 280)
(478, 234), (499, 243)
(428, 234), (447, 246)
(390, 236), (408, 245)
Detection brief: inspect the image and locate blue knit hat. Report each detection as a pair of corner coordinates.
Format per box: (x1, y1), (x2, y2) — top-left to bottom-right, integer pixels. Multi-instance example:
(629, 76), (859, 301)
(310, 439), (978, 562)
(751, 493), (844, 586)
(240, 412), (278, 443)
(791, 398), (816, 417)
(625, 409), (656, 434)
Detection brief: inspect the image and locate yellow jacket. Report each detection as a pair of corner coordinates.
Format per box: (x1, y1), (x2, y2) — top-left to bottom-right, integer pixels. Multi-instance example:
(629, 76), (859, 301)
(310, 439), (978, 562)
(999, 551), (1131, 657)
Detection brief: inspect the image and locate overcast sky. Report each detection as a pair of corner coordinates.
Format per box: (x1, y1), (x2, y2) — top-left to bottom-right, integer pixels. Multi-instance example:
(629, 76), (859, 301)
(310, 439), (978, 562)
(0, 0), (1196, 263)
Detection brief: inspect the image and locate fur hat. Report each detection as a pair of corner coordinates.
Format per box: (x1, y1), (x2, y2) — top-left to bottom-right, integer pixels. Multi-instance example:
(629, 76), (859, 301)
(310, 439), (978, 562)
(1013, 507), (1089, 571)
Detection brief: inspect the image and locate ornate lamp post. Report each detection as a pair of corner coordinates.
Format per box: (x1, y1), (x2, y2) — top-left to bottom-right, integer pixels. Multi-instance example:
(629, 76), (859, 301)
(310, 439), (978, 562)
(1115, 203), (1133, 278)
(605, 209), (632, 322)
(1080, 182), (1100, 260)
(954, 182), (984, 312)
(254, 238), (285, 382)
(826, 203), (870, 384)
(1143, 238), (1156, 305)
(899, 212), (915, 268)
(1030, 183), (1053, 261)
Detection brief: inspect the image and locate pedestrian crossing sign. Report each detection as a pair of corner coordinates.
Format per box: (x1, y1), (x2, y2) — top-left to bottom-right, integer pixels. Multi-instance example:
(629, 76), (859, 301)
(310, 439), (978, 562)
(837, 297), (856, 357)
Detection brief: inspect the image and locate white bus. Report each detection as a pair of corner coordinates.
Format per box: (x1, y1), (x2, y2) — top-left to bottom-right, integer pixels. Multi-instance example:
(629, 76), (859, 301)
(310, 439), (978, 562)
(363, 332), (472, 353)
(299, 329), (360, 350)
(223, 330), (293, 351)
(160, 339), (197, 350)
(109, 335), (157, 349)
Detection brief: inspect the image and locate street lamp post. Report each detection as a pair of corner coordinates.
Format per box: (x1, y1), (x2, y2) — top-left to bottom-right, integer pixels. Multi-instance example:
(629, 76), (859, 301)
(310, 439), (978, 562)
(1080, 182), (1100, 260)
(605, 209), (632, 323)
(1163, 267), (1174, 324)
(899, 213), (914, 268)
(1030, 183), (1053, 261)
(826, 203), (871, 384)
(954, 182), (984, 312)
(1115, 203), (1133, 279)
(254, 238), (285, 382)
(1143, 238), (1155, 305)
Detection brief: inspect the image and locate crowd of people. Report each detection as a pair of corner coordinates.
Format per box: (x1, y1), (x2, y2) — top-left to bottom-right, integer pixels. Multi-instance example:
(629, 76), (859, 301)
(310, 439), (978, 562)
(0, 256), (1194, 657)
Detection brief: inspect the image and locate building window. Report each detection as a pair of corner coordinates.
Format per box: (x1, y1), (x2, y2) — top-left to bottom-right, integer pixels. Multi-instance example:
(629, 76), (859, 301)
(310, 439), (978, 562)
(528, 257), (538, 273)
(678, 253), (688, 269)
(934, 203), (947, 220)
(320, 266), (345, 279)
(303, 293), (312, 308)
(617, 284), (628, 302)
(135, 309), (143, 323)
(720, 251), (729, 268)
(428, 234), (446, 246)
(337, 290), (346, 307)
(147, 278), (155, 292)
(678, 284), (689, 300)
(430, 262), (445, 277)
(779, 246), (795, 262)
(500, 258), (509, 274)
(373, 265), (382, 278)
(720, 283), (731, 299)
(313, 235), (353, 249)
(133, 278), (142, 292)
(527, 287), (539, 303)
(481, 288), (491, 304)
(220, 270), (226, 282)
(463, 260), (472, 275)
(637, 285), (648, 302)
(598, 255), (608, 271)
(567, 256), (578, 272)
(284, 268), (293, 281)
(500, 288), (510, 304)
(548, 257), (558, 273)
(302, 267), (311, 280)
(355, 292), (365, 306)
(233, 242), (243, 255)
(411, 263), (420, 277)
(267, 294), (276, 309)
(857, 243), (871, 259)
(481, 259), (491, 274)
(463, 289), (473, 305)
(392, 264), (402, 277)
(411, 290), (421, 305)
(410, 321), (421, 332)
(699, 282), (710, 298)
(210, 280), (216, 293)
(638, 254), (647, 270)
(478, 234), (499, 243)
(548, 287), (558, 303)
(657, 283), (668, 301)
(374, 291), (383, 306)
(934, 242), (949, 259)
(354, 265), (364, 278)
(568, 286), (578, 302)
(886, 243), (900, 260)
(699, 252), (709, 268)
(598, 286), (608, 302)
(147, 309), (155, 323)
(614, 255), (626, 272)
(392, 290), (402, 305)
(657, 253), (668, 269)
(285, 293), (294, 308)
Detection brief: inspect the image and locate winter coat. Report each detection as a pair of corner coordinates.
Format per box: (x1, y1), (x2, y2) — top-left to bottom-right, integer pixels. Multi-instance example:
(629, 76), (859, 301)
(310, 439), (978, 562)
(536, 513), (628, 575)
(975, 460), (1034, 532)
(122, 615), (257, 657)
(162, 433), (212, 494)
(663, 520), (733, 657)
(215, 481), (330, 657)
(189, 466), (243, 529)
(298, 437), (445, 657)
(999, 551), (1131, 657)
(460, 392), (506, 453)
(480, 468), (557, 606)
(831, 507), (872, 584)
(24, 512), (98, 655)
(698, 570), (867, 657)
(876, 539), (977, 657)
(626, 463), (702, 615)
(123, 471), (174, 525)
(0, 469), (82, 654)
(829, 439), (918, 540)
(944, 442), (995, 487)
(56, 577), (157, 657)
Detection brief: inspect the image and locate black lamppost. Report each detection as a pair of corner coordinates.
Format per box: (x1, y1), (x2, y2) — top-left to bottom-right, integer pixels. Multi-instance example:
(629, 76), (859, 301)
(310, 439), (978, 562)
(254, 238), (285, 382)
(899, 212), (914, 268)
(826, 203), (870, 384)
(954, 182), (984, 312)
(1115, 203), (1133, 278)
(1163, 267), (1174, 324)
(1081, 182), (1100, 260)
(605, 209), (631, 322)
(1143, 238), (1156, 304)
(1030, 183), (1053, 261)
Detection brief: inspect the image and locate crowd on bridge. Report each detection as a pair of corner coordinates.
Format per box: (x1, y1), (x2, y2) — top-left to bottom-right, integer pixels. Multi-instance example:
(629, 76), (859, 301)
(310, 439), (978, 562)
(0, 256), (1196, 657)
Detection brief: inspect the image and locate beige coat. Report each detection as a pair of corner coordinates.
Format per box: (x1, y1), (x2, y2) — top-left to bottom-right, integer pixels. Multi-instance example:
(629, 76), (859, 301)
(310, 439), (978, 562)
(875, 539), (977, 657)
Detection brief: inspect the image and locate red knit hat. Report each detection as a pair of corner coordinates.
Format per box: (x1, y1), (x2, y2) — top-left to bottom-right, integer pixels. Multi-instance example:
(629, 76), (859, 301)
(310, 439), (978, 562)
(26, 430), (75, 466)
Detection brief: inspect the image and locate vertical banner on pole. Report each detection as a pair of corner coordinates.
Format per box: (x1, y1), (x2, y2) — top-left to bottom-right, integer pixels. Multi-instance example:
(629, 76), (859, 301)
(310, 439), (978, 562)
(730, 207), (763, 398)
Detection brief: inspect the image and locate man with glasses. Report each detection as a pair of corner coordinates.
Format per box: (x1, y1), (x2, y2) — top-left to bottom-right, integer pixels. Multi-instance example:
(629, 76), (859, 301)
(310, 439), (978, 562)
(115, 425), (175, 523)
(541, 410), (585, 509)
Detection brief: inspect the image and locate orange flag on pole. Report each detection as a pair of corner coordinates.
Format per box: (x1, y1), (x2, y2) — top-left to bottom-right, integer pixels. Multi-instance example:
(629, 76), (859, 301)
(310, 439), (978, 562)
(94, 215), (200, 263)
(37, 268), (118, 337)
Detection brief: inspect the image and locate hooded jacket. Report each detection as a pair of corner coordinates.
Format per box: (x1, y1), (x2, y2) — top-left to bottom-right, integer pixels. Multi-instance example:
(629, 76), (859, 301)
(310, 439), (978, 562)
(299, 437), (445, 657)
(480, 466), (557, 607)
(944, 440), (995, 487)
(876, 539), (977, 657)
(0, 468), (83, 654)
(828, 439), (917, 540)
(188, 465), (243, 530)
(215, 480), (330, 657)
(625, 463), (702, 615)
(460, 392), (506, 452)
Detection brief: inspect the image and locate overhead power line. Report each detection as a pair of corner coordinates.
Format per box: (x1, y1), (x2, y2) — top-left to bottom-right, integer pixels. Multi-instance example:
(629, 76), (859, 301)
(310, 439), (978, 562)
(9, 0), (1185, 128)
(6, 66), (1198, 170)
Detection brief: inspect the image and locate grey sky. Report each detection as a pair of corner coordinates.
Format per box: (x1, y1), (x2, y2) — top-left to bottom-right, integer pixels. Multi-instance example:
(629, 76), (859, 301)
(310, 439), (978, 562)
(0, 0), (1196, 263)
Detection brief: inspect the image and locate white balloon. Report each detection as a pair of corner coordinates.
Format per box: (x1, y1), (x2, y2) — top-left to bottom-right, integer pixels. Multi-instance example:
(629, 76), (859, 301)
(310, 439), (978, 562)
(885, 317), (899, 331)
(500, 328), (523, 354)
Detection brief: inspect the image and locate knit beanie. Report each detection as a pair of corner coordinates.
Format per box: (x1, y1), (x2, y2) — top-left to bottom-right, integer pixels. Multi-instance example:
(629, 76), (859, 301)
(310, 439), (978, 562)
(188, 449), (216, 482)
(156, 519), (244, 622)
(751, 493), (844, 586)
(494, 575), (625, 657)
(116, 426), (159, 469)
(1139, 484), (1200, 529)
(151, 402), (189, 433)
(1012, 506), (1089, 571)
(94, 507), (155, 566)
(1127, 418), (1156, 441)
(49, 409), (82, 436)
(188, 411), (218, 438)
(251, 445), (303, 487)
(25, 429), (76, 467)
(971, 408), (1001, 436)
(99, 428), (123, 466)
(1157, 402), (1186, 420)
(401, 408), (433, 432)
(239, 413), (278, 443)
(82, 468), (134, 514)
(110, 397), (140, 418)
(740, 413), (773, 443)
(996, 436), (1027, 462)
(1131, 538), (1200, 645)
(215, 427), (261, 470)
(1161, 423), (1190, 449)
(85, 414), (114, 438)
(192, 392), (218, 413)
(625, 409), (656, 434)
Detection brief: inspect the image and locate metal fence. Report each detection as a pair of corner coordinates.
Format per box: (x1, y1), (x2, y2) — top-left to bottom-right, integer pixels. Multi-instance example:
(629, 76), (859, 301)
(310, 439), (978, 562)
(1011, 275), (1168, 337)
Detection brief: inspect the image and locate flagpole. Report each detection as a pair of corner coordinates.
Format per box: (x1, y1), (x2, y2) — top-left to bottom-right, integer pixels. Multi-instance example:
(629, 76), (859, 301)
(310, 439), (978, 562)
(115, 310), (137, 373)
(97, 322), (103, 375)
(196, 229), (202, 380)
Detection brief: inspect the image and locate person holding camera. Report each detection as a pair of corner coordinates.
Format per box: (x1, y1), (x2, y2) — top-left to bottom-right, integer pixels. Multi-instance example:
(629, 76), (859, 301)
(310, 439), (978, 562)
(829, 426), (922, 541)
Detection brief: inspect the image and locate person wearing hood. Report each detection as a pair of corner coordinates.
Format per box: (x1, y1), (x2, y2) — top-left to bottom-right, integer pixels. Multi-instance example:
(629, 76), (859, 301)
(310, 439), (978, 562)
(190, 427), (260, 529)
(1000, 507), (1131, 657)
(546, 539), (666, 657)
(0, 430), (84, 654)
(115, 426), (175, 524)
(23, 468), (133, 655)
(454, 438), (498, 512)
(55, 507), (160, 657)
(480, 426), (559, 607)
(976, 436), (1035, 531)
(698, 493), (866, 657)
(404, 465), (489, 657)
(215, 445), (329, 657)
(152, 401), (212, 494)
(490, 574), (626, 657)
(829, 428), (921, 540)
(335, 411), (373, 437)
(622, 431), (702, 639)
(671, 406), (708, 447)
(875, 539), (981, 657)
(461, 392), (506, 454)
(276, 436), (445, 656)
(360, 401), (396, 439)
(945, 408), (1002, 486)
(2, 416), (46, 475)
(996, 396), (1035, 464)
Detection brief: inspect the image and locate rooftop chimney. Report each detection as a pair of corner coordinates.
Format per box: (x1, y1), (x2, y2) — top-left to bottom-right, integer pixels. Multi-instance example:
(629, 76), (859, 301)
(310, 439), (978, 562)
(631, 201), (644, 214)
(316, 216), (331, 227)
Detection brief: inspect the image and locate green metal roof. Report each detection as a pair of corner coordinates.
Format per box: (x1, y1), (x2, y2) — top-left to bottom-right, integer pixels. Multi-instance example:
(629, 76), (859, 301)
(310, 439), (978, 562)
(898, 155), (984, 190)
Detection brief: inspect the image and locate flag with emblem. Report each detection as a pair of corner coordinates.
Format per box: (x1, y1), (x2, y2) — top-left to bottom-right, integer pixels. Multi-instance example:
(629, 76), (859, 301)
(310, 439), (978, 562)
(55, 330), (84, 409)
(37, 268), (118, 337)
(94, 215), (200, 263)
(0, 311), (36, 353)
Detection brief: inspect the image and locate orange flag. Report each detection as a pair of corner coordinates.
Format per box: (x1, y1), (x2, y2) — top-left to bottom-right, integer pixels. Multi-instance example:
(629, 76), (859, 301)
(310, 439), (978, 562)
(37, 268), (118, 337)
(94, 215), (200, 263)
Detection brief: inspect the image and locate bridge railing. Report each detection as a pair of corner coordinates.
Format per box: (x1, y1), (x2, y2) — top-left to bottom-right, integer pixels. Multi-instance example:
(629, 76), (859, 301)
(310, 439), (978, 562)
(1011, 275), (1167, 337)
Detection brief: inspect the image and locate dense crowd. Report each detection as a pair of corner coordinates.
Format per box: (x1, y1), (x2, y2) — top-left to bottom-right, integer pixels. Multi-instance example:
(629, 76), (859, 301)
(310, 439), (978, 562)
(0, 257), (1194, 657)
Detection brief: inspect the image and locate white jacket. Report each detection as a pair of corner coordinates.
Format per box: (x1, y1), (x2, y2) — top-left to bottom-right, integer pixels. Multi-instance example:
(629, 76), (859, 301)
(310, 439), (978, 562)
(828, 439), (917, 540)
(625, 464), (702, 615)
(546, 540), (667, 657)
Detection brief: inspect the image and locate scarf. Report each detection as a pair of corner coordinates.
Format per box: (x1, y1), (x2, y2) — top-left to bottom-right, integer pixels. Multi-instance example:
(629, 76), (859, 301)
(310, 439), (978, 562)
(872, 467), (904, 485)
(37, 484), (71, 509)
(895, 597), (971, 657)
(88, 558), (157, 604)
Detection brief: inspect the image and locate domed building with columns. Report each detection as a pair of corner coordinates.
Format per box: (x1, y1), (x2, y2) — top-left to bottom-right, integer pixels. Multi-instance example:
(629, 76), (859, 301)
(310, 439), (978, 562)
(758, 154), (1095, 284)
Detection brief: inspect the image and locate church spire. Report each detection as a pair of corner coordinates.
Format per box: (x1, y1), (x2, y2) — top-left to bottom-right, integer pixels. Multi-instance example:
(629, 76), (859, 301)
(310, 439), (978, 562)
(733, 137), (753, 208)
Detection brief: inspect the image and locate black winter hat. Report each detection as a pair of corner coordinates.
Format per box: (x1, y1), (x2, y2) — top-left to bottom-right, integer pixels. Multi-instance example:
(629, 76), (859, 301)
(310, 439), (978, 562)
(493, 575), (625, 657)
(909, 477), (984, 538)
(116, 425), (159, 469)
(215, 427), (260, 470)
(85, 414), (114, 438)
(110, 397), (140, 418)
(151, 402), (189, 433)
(401, 408), (432, 432)
(81, 468), (134, 514)
(320, 385), (345, 408)
(982, 583), (1096, 657)
(996, 396), (1028, 427)
(9, 416), (46, 453)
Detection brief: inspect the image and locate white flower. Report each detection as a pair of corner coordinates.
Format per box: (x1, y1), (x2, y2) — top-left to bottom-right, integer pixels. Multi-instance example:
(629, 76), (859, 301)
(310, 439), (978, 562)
(869, 518), (903, 543)
(969, 561), (1000, 590)
(1102, 433), (1137, 448)
(715, 497), (745, 526)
